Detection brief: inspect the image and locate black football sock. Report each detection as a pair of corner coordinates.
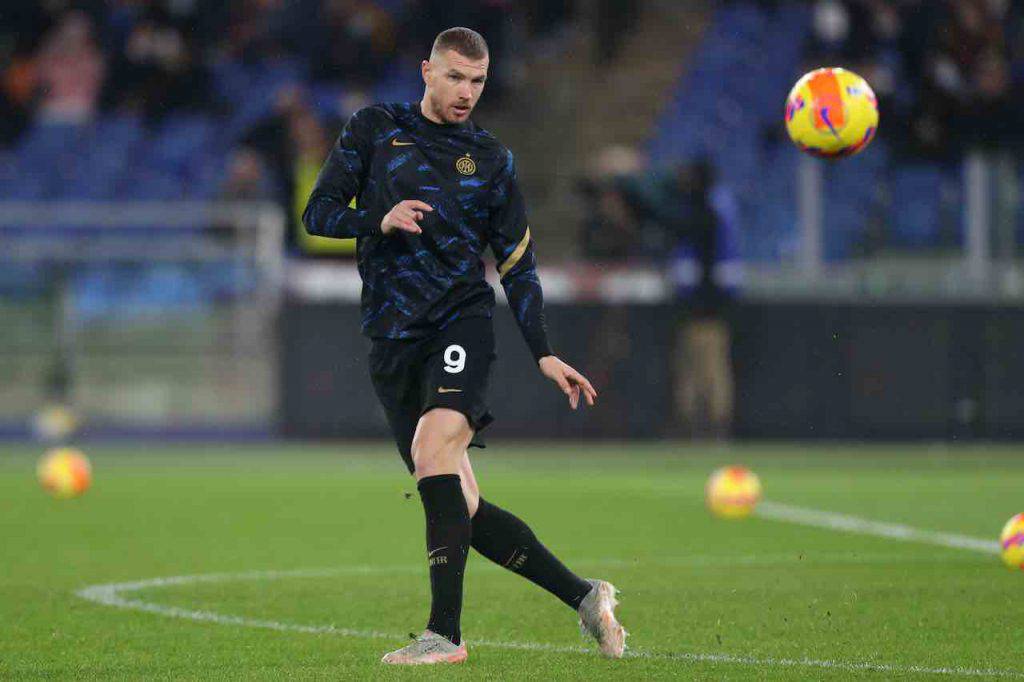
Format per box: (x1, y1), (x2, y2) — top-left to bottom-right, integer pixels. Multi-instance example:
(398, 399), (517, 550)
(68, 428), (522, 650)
(471, 498), (592, 609)
(417, 474), (470, 645)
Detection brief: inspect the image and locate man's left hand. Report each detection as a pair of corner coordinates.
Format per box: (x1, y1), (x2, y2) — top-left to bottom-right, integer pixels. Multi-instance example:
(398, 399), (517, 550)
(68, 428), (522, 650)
(538, 356), (597, 410)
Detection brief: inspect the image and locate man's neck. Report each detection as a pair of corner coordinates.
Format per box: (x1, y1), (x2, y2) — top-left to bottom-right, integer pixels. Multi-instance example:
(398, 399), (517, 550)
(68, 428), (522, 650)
(419, 98), (444, 124)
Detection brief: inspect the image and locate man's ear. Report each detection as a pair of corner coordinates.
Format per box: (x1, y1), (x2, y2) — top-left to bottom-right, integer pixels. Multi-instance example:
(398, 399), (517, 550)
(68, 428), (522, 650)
(421, 59), (431, 84)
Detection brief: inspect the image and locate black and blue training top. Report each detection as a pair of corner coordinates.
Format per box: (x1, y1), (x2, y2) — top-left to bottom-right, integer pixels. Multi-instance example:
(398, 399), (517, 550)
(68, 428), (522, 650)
(303, 102), (552, 361)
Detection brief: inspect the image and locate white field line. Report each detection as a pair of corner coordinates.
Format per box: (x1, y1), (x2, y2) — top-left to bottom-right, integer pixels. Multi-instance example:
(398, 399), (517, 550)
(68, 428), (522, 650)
(76, 565), (1021, 679)
(757, 501), (1000, 555)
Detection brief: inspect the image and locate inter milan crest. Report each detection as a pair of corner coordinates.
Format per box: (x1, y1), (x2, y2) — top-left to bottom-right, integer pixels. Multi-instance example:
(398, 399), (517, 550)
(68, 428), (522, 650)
(455, 154), (476, 176)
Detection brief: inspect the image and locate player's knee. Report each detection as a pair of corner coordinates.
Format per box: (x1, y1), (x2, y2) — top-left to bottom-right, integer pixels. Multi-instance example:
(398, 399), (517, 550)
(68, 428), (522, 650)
(411, 408), (472, 476)
(416, 408), (472, 449)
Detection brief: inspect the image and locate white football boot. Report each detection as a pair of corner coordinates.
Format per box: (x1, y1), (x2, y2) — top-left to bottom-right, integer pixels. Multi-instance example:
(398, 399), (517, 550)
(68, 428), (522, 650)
(577, 579), (627, 658)
(380, 630), (468, 665)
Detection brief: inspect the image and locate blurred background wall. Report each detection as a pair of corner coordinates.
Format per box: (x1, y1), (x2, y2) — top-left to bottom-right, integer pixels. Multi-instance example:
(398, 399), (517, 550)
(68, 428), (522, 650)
(2, 0), (1023, 441)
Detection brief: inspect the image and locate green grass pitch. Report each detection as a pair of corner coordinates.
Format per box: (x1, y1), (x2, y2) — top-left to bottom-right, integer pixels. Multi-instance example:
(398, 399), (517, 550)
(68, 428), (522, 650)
(2, 442), (1023, 680)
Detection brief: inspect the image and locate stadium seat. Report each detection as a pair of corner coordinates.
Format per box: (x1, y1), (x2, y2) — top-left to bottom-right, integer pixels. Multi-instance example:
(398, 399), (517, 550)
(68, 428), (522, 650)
(889, 165), (962, 249)
(73, 264), (208, 323)
(148, 115), (218, 174)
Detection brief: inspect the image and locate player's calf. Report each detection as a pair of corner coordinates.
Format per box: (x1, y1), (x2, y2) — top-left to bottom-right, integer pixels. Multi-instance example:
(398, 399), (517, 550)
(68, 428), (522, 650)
(410, 409), (475, 647)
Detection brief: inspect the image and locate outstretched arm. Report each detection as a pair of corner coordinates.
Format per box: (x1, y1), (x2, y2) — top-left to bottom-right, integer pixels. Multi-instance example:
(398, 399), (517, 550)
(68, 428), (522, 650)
(489, 152), (597, 409)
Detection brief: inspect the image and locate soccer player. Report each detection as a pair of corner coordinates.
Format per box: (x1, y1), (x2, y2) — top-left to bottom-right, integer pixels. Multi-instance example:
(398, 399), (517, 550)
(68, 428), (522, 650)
(303, 27), (626, 665)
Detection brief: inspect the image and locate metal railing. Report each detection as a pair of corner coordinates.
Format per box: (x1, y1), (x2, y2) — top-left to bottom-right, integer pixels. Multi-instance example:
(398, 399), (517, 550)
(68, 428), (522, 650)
(0, 201), (286, 434)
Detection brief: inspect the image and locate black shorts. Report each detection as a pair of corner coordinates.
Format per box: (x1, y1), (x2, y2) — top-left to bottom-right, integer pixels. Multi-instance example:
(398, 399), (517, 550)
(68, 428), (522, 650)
(368, 316), (496, 474)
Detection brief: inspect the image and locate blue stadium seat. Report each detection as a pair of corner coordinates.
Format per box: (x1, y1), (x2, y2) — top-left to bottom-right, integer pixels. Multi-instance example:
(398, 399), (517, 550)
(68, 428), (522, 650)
(820, 141), (889, 259)
(148, 115), (218, 174)
(184, 153), (227, 200)
(889, 165), (961, 248)
(310, 84), (347, 120)
(73, 264), (208, 323)
(118, 168), (187, 201)
(213, 58), (306, 141)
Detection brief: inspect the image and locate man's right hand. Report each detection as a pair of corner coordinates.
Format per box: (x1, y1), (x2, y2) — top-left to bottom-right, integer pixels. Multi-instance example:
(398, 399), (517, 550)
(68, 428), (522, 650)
(381, 200), (433, 235)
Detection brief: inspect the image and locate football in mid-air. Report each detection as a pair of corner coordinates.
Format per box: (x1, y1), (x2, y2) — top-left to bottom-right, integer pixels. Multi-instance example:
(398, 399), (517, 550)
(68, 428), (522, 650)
(706, 466), (762, 519)
(37, 447), (92, 499)
(1000, 513), (1024, 570)
(785, 67), (878, 158)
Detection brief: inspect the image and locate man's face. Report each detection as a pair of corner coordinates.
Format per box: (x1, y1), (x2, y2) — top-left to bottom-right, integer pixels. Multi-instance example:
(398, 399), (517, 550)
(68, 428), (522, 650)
(422, 49), (488, 124)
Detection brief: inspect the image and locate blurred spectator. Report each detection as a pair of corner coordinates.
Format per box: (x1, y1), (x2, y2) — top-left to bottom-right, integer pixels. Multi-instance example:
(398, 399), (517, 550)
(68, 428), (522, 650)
(593, 0), (640, 65)
(0, 0), (579, 220)
(215, 146), (274, 241)
(309, 0), (396, 87)
(578, 146), (655, 261)
(0, 1), (51, 144)
(806, 0), (1024, 158)
(582, 154), (739, 436)
(290, 108), (355, 255)
(663, 161), (738, 438)
(808, 0), (898, 64)
(101, 4), (212, 123)
(219, 147), (274, 201)
(241, 87), (314, 219)
(521, 0), (574, 39)
(221, 0), (290, 61)
(805, 0), (905, 141)
(0, 55), (35, 147)
(919, 0), (1024, 153)
(35, 11), (106, 124)
(240, 84), (354, 254)
(629, 160), (737, 436)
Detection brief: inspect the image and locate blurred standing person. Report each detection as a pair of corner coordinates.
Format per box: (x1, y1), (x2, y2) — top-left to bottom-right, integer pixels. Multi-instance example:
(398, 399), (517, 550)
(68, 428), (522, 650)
(214, 146), (275, 240)
(578, 145), (647, 261)
(309, 0), (396, 87)
(619, 160), (739, 437)
(219, 147), (274, 202)
(290, 110), (355, 255)
(241, 85), (308, 208)
(35, 11), (106, 124)
(101, 3), (212, 123)
(240, 85), (354, 253)
(575, 146), (647, 434)
(593, 0), (639, 65)
(667, 161), (739, 439)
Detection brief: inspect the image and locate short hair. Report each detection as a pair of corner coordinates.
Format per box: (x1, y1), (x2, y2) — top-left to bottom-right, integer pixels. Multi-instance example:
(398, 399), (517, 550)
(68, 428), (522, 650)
(431, 27), (488, 60)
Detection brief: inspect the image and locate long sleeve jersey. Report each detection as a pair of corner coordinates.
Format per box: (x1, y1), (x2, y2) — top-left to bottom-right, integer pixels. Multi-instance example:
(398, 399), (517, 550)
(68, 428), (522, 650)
(302, 102), (552, 360)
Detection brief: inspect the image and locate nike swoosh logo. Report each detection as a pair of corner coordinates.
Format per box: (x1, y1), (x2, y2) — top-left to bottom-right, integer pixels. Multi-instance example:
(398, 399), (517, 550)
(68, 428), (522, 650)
(437, 387), (463, 394)
(391, 139), (416, 146)
(428, 547), (447, 557)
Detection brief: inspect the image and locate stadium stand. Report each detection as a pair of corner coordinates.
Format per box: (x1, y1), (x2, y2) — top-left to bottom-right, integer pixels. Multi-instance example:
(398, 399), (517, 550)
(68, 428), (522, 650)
(649, 0), (1024, 261)
(0, 1), (579, 315)
(2, 0), (1021, 268)
(0, 1), (568, 207)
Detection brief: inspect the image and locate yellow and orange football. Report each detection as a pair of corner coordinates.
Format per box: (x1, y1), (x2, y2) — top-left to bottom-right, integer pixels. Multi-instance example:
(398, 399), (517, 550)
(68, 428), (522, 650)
(37, 447), (92, 499)
(706, 465), (762, 519)
(785, 67), (878, 158)
(1000, 513), (1024, 570)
